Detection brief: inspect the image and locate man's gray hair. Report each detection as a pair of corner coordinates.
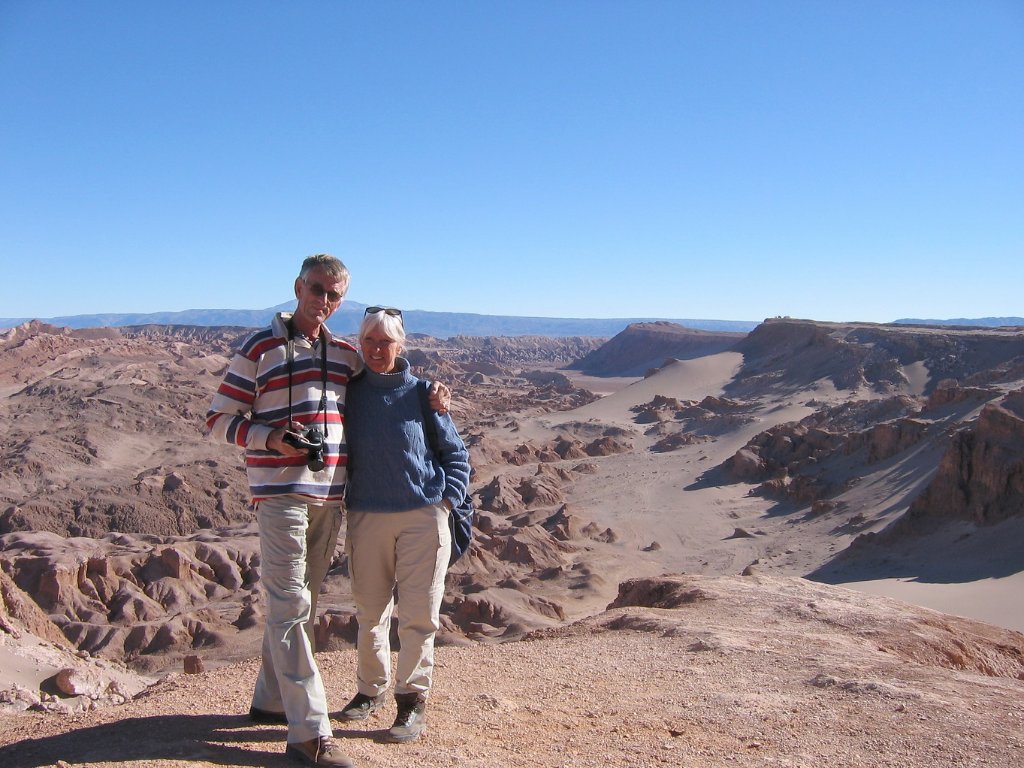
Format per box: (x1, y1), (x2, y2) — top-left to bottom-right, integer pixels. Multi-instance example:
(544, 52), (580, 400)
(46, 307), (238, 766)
(299, 253), (350, 291)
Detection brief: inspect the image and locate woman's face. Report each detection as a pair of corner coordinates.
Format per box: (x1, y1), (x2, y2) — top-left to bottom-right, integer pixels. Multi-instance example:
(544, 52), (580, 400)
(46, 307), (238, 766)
(361, 327), (400, 374)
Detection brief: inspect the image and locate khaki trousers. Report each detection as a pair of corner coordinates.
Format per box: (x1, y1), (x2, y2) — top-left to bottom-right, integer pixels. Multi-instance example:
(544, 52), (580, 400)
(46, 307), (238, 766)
(346, 504), (451, 697)
(251, 495), (342, 742)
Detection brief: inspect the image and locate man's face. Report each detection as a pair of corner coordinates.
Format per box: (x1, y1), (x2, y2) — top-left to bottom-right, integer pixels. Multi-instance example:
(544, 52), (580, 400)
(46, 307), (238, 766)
(294, 267), (346, 332)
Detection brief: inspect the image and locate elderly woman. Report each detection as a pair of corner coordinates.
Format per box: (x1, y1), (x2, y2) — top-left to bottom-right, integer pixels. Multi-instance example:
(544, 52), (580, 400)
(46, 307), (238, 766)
(340, 306), (471, 743)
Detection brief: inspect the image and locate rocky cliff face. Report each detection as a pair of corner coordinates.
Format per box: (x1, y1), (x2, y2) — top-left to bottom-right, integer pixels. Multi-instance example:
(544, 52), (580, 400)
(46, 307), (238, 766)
(732, 317), (1024, 395)
(721, 387), (1024, 531)
(0, 528), (262, 666)
(900, 390), (1024, 527)
(0, 568), (156, 713)
(722, 395), (935, 506)
(716, 319), (1024, 525)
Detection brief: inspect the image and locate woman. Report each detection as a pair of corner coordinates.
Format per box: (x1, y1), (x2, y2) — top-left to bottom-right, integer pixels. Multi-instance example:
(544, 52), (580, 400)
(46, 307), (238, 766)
(340, 305), (471, 743)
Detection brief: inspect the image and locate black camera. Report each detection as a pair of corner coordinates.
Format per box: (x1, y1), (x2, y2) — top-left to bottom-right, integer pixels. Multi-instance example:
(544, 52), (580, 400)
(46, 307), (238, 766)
(283, 426), (326, 472)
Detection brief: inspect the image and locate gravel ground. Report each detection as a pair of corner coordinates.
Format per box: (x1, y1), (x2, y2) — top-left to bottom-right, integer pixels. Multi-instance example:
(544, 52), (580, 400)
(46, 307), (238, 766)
(2, 575), (1023, 768)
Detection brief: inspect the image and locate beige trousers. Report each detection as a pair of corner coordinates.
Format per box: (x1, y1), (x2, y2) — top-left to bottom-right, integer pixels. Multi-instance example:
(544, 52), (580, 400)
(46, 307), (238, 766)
(345, 504), (451, 697)
(251, 495), (342, 742)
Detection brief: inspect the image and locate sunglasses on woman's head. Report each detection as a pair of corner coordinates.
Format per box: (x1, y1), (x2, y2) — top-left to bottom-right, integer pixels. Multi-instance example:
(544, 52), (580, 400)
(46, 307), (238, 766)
(365, 306), (403, 320)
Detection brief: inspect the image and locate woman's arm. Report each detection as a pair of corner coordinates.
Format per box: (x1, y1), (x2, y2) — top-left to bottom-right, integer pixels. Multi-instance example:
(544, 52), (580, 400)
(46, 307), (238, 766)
(433, 414), (471, 507)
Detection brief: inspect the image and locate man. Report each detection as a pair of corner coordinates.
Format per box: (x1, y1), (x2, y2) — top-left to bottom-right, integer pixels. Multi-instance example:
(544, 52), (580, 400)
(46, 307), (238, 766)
(206, 254), (447, 768)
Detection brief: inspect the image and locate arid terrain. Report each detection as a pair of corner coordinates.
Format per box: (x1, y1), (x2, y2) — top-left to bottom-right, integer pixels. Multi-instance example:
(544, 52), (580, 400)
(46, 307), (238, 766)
(1, 316), (1023, 767)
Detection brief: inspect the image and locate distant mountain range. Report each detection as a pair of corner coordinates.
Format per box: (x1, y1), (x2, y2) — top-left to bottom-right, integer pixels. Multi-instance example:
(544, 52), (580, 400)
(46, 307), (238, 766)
(1, 301), (760, 337)
(893, 317), (1024, 328)
(1, 303), (1020, 337)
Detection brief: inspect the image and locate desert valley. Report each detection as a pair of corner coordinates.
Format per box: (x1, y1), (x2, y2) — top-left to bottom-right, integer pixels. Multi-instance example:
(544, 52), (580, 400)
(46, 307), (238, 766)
(1, 316), (1022, 767)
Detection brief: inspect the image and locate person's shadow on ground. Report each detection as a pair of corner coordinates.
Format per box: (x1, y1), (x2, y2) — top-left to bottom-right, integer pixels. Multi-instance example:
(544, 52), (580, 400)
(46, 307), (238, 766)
(0, 713), (299, 767)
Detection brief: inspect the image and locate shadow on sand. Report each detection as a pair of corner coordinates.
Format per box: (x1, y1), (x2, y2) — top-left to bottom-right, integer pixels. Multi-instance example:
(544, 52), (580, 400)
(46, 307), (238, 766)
(1, 711), (396, 768)
(808, 517), (1024, 585)
(1, 713), (315, 768)
(1, 713), (278, 767)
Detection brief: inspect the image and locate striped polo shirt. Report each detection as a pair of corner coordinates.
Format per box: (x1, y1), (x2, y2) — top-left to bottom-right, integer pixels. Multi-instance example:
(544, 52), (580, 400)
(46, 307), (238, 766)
(206, 312), (363, 503)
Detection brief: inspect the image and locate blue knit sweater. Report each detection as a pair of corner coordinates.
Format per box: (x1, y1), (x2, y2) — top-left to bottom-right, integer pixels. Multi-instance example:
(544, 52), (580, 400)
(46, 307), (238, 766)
(345, 358), (471, 513)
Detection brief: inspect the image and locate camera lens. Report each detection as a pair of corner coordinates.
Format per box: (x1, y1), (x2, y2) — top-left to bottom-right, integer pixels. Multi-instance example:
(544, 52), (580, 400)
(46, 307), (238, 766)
(304, 427), (326, 472)
(307, 449), (325, 472)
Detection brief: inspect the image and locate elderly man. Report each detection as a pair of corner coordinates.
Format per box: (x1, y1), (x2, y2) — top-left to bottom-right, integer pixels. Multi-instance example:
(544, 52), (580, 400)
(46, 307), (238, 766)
(206, 254), (447, 768)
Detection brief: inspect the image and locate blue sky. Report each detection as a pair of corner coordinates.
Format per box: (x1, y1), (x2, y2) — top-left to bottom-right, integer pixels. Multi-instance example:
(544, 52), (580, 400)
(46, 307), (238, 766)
(1, 1), (1022, 324)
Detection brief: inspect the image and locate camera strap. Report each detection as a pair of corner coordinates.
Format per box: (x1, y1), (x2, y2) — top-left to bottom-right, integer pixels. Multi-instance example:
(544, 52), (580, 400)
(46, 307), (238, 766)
(285, 318), (330, 440)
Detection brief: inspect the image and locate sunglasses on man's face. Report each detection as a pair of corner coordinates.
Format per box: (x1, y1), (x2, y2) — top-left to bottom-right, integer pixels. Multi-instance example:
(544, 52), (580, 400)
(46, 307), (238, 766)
(304, 280), (344, 303)
(365, 306), (403, 320)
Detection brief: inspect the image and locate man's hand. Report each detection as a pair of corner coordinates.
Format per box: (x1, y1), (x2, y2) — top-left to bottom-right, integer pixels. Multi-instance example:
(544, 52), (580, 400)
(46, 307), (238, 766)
(267, 420), (309, 456)
(429, 381), (451, 414)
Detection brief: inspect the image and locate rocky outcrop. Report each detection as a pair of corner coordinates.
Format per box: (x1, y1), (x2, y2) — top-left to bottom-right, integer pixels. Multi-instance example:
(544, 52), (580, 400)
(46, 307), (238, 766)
(543, 505), (616, 543)
(1, 569), (157, 714)
(479, 474), (529, 514)
(900, 391), (1024, 527)
(0, 528), (262, 664)
(634, 393), (756, 443)
(720, 393), (944, 503)
(604, 574), (1024, 680)
(0, 570), (70, 648)
(731, 318), (1024, 395)
(569, 322), (745, 376)
(497, 432), (632, 466)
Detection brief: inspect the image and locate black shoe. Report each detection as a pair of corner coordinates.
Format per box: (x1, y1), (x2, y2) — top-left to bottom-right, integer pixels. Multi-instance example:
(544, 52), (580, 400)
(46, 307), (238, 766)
(249, 705), (288, 724)
(338, 691), (387, 721)
(386, 692), (427, 743)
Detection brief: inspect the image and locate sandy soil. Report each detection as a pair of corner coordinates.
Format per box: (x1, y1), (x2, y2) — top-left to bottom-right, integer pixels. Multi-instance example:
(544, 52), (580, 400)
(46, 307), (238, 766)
(2, 574), (1022, 768)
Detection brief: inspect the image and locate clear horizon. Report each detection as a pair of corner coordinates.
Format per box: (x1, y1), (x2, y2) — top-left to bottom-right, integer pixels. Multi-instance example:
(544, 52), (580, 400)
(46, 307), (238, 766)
(1, 2), (1022, 324)
(2, 295), (1022, 327)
